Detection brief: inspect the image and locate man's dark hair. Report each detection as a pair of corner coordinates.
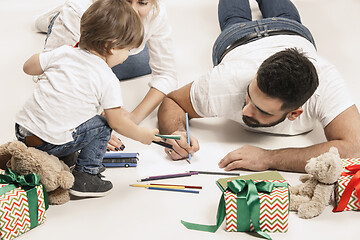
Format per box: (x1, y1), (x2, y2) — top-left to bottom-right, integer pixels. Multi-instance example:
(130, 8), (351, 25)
(256, 48), (319, 111)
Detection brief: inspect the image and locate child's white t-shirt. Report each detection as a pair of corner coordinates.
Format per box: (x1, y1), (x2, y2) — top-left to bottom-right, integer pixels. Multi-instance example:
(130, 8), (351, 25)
(16, 45), (123, 144)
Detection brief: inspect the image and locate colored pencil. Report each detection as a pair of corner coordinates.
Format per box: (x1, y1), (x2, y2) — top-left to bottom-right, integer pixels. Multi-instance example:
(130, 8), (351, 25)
(152, 140), (173, 149)
(148, 187), (199, 194)
(155, 134), (182, 140)
(137, 171), (199, 182)
(151, 183), (202, 189)
(130, 184), (185, 189)
(185, 112), (191, 163)
(188, 170), (241, 176)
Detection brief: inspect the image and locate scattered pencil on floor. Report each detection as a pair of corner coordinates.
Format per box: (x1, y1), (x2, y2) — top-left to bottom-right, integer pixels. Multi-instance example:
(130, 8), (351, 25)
(137, 171), (199, 182)
(188, 170), (240, 176)
(151, 183), (202, 189)
(130, 184), (200, 194)
(130, 184), (185, 189)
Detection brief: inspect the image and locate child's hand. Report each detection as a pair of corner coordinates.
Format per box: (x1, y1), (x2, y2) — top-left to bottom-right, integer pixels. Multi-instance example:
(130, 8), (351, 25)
(139, 127), (161, 145)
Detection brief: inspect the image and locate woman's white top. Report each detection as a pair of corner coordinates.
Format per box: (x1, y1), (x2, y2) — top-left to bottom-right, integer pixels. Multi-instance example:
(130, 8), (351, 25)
(44, 0), (177, 94)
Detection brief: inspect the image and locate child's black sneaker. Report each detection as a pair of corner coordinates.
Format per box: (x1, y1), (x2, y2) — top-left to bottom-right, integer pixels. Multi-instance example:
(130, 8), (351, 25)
(99, 164), (106, 173)
(70, 170), (113, 197)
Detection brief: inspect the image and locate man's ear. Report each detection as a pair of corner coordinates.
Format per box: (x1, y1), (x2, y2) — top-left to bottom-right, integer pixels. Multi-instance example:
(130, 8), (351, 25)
(287, 107), (303, 121)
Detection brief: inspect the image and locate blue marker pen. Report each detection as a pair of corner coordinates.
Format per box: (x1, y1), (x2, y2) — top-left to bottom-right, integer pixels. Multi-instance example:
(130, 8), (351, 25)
(185, 112), (191, 162)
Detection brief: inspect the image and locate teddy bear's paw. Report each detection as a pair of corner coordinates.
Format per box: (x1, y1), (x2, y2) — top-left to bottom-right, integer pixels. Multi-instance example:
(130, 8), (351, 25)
(48, 188), (70, 205)
(298, 185), (315, 198)
(297, 201), (325, 219)
(290, 195), (310, 211)
(58, 171), (75, 189)
(299, 174), (312, 183)
(289, 186), (300, 195)
(42, 178), (59, 192)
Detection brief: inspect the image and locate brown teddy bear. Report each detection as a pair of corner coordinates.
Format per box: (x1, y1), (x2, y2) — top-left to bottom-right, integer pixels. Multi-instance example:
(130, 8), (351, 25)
(290, 147), (343, 218)
(0, 140), (74, 205)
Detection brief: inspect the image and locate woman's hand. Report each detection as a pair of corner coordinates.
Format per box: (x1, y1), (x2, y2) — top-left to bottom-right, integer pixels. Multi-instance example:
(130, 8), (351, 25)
(106, 134), (125, 151)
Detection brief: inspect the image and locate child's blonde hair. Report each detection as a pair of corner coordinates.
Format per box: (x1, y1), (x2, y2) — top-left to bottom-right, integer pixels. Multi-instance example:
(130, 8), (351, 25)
(79, 0), (143, 56)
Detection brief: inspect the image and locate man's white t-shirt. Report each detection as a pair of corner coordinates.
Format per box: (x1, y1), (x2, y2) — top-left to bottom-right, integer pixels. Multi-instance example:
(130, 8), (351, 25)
(190, 35), (353, 135)
(44, 0), (177, 95)
(16, 45), (123, 144)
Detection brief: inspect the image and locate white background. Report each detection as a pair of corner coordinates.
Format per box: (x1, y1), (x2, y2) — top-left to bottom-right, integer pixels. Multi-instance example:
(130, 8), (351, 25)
(0, 0), (359, 239)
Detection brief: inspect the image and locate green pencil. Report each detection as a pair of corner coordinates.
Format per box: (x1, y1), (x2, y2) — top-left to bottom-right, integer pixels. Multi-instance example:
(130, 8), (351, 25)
(155, 134), (182, 140)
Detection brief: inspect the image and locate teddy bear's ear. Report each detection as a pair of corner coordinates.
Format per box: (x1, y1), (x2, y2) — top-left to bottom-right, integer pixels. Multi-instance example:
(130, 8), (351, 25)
(7, 141), (37, 175)
(0, 142), (12, 169)
(8, 141), (28, 156)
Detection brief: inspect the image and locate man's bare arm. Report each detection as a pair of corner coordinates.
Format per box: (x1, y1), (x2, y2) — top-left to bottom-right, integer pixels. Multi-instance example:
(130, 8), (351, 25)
(158, 82), (201, 159)
(219, 105), (360, 173)
(158, 82), (200, 134)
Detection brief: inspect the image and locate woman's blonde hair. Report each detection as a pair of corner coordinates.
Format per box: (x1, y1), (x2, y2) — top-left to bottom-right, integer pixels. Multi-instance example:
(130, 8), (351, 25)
(151, 0), (160, 19)
(79, 0), (143, 56)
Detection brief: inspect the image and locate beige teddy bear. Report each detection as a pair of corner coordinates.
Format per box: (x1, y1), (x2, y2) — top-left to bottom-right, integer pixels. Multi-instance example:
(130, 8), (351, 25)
(0, 141), (74, 205)
(290, 147), (343, 219)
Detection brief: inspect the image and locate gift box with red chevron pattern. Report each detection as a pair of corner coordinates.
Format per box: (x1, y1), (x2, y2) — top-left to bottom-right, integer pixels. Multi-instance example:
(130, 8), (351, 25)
(334, 158), (360, 212)
(224, 180), (289, 233)
(0, 169), (47, 240)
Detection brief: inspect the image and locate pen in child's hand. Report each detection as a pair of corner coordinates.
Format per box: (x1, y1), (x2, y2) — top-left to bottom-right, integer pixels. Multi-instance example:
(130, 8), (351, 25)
(152, 140), (173, 149)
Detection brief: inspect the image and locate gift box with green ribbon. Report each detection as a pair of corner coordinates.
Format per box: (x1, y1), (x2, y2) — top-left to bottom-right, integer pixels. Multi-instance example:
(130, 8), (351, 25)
(333, 158), (360, 212)
(0, 168), (49, 240)
(181, 176), (289, 240)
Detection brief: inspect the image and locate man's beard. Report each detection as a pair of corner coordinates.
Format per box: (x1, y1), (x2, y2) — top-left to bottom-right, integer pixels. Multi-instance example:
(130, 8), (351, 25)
(242, 101), (288, 128)
(242, 114), (287, 128)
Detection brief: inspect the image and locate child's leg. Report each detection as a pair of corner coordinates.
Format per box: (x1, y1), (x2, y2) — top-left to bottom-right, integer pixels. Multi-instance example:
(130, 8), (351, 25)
(111, 44), (151, 80)
(71, 115), (112, 174)
(218, 0), (252, 31)
(62, 115), (113, 197)
(256, 0), (301, 23)
(16, 116), (111, 172)
(16, 116), (113, 197)
(59, 152), (79, 168)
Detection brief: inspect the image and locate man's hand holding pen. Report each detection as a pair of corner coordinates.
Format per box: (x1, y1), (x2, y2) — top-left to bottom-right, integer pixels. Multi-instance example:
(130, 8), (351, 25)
(164, 131), (199, 160)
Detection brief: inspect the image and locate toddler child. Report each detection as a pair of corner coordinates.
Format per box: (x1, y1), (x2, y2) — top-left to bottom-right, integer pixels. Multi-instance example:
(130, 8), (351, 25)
(35, 0), (177, 129)
(15, 0), (161, 197)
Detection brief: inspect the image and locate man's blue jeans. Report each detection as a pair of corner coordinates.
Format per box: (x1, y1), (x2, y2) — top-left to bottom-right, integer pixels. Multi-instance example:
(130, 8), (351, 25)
(15, 115), (112, 174)
(213, 0), (316, 65)
(46, 13), (151, 80)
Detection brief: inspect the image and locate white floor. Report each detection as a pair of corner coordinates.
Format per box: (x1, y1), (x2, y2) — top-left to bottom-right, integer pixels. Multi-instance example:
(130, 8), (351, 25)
(1, 0), (360, 239)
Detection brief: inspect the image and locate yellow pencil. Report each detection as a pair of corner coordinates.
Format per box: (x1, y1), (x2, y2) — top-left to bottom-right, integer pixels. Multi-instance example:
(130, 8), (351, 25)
(130, 184), (185, 189)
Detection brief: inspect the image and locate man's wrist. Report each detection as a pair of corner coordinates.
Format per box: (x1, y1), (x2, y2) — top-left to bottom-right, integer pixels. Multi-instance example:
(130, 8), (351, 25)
(265, 149), (276, 170)
(173, 130), (187, 135)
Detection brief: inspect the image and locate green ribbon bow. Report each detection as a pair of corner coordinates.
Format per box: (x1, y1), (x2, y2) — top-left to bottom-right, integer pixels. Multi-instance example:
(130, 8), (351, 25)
(181, 179), (288, 240)
(0, 168), (49, 229)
